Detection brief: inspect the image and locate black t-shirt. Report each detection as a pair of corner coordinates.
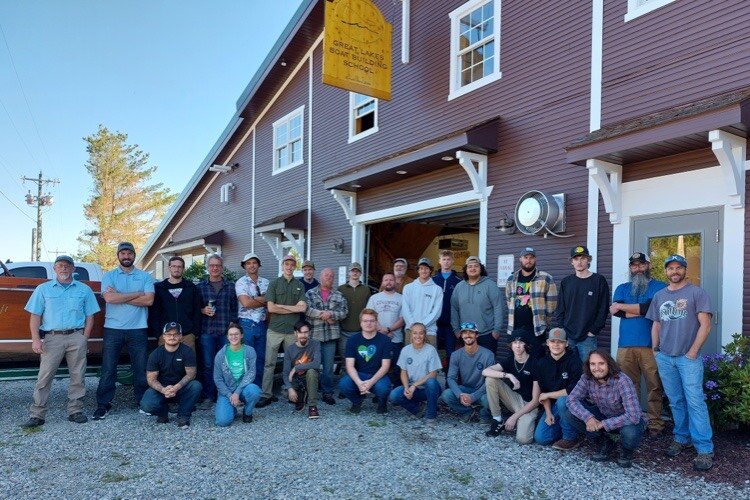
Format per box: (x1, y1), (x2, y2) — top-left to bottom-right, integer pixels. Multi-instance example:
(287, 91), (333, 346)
(146, 344), (197, 386)
(345, 332), (393, 375)
(532, 350), (581, 395)
(512, 271), (535, 330)
(498, 354), (535, 402)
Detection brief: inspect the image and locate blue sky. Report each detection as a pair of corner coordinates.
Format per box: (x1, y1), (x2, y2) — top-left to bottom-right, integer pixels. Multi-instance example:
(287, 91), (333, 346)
(0, 1), (302, 262)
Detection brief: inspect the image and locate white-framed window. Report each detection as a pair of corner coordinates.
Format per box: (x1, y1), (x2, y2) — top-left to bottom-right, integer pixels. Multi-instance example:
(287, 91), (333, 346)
(272, 105), (305, 174)
(448, 0), (501, 101)
(279, 242), (304, 277)
(348, 93), (379, 143)
(624, 0), (678, 22)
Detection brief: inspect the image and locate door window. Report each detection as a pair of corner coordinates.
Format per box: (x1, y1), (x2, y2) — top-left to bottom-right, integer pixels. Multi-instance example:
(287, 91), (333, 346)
(648, 233), (701, 286)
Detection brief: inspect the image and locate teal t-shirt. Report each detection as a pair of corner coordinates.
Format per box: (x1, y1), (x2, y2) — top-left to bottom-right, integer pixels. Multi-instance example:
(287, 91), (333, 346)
(226, 346), (246, 382)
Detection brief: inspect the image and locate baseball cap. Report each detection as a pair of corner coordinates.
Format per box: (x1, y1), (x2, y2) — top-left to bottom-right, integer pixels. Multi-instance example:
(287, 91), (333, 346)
(465, 256), (482, 265)
(459, 322), (479, 333)
(570, 245), (590, 258)
(349, 262), (363, 272)
(664, 254), (688, 268)
(282, 254), (297, 264)
(519, 247), (536, 257)
(54, 255), (75, 266)
(629, 252), (648, 265)
(417, 257), (433, 270)
(162, 322), (183, 335)
(301, 260), (315, 269)
(547, 327), (567, 341)
(241, 253), (261, 267)
(393, 258), (408, 266)
(117, 242), (135, 253)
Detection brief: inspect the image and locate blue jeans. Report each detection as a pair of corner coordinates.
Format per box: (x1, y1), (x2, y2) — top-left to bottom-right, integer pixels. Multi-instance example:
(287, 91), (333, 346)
(568, 335), (598, 362)
(200, 334), (228, 400)
(140, 380), (202, 418)
(389, 378), (442, 419)
(96, 328), (149, 407)
(214, 383), (262, 427)
(338, 372), (392, 405)
(239, 319), (267, 386)
(439, 385), (490, 420)
(655, 352), (714, 453)
(319, 339), (337, 395)
(534, 396), (578, 445)
(559, 399), (645, 451)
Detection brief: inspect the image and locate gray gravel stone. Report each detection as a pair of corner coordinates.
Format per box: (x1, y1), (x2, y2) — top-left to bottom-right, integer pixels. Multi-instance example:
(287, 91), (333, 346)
(0, 377), (742, 499)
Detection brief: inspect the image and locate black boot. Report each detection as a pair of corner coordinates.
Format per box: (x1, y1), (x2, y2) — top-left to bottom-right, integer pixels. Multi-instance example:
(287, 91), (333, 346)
(485, 419), (503, 437)
(617, 447), (634, 468)
(592, 436), (616, 462)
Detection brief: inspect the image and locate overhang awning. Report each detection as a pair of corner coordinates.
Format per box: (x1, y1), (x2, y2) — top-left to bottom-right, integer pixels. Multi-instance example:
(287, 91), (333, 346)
(323, 118), (499, 191)
(254, 210), (308, 261)
(253, 209), (308, 234)
(566, 88), (750, 166)
(157, 230), (225, 255)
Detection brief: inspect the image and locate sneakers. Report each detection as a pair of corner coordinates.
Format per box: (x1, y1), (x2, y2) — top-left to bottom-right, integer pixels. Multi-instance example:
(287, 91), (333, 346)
(139, 409), (152, 416)
(552, 437), (583, 451)
(197, 399), (214, 411)
(176, 417), (190, 429)
(22, 417), (45, 428)
(68, 412), (88, 424)
(617, 448), (635, 468)
(349, 402), (362, 414)
(665, 440), (694, 457)
(294, 399), (305, 412)
(321, 393), (336, 405)
(256, 397), (274, 409)
(424, 418), (437, 428)
(92, 406), (109, 421)
(156, 414), (169, 424)
(592, 437), (616, 462)
(693, 453), (714, 471)
(485, 419), (503, 437)
(308, 406), (320, 419)
(242, 414), (254, 423)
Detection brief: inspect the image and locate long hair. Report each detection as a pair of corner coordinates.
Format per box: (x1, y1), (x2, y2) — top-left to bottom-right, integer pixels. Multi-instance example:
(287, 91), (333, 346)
(582, 349), (621, 380)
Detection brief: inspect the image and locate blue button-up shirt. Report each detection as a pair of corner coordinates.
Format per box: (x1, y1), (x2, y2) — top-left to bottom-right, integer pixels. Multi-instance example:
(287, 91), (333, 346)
(101, 267), (155, 329)
(24, 279), (100, 331)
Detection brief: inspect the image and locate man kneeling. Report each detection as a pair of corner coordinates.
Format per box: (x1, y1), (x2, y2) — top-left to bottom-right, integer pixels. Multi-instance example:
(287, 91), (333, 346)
(560, 349), (645, 467)
(284, 321), (322, 419)
(141, 322), (202, 428)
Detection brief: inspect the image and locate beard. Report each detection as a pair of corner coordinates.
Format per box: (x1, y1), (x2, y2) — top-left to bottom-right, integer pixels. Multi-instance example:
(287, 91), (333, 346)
(630, 270), (650, 297)
(119, 258), (134, 268)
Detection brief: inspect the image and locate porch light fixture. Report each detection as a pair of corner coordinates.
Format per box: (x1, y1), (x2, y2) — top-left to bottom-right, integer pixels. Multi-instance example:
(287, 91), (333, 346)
(280, 58), (288, 67)
(350, 183), (362, 188)
(396, 170), (407, 175)
(441, 156), (454, 161)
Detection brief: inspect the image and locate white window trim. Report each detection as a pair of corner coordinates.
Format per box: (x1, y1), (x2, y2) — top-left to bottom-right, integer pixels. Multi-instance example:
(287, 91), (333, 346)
(348, 92), (379, 143)
(272, 105), (305, 175)
(624, 0), (677, 22)
(448, 0), (502, 101)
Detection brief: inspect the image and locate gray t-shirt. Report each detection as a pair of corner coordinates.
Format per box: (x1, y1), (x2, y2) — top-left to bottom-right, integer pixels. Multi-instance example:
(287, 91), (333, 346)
(646, 283), (712, 356)
(397, 343), (442, 384)
(366, 291), (404, 343)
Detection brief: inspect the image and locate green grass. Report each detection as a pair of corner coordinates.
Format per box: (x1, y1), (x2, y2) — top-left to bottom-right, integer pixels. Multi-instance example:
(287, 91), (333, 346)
(367, 420), (386, 427)
(20, 426), (43, 436)
(448, 467), (472, 486)
(101, 472), (145, 484)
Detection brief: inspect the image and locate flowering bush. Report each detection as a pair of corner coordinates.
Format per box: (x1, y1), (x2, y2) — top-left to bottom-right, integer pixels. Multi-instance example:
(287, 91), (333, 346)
(702, 334), (750, 430)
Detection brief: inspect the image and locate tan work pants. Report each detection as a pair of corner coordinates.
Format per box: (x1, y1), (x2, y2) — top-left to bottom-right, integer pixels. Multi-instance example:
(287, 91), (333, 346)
(617, 346), (664, 431)
(261, 329), (297, 398)
(30, 331), (88, 419)
(485, 376), (539, 444)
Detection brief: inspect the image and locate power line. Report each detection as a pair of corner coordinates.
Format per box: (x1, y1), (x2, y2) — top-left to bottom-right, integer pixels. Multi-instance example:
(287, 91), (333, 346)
(0, 187), (35, 222)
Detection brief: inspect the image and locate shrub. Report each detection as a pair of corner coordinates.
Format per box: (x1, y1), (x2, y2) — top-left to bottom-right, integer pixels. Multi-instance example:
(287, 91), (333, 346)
(182, 261), (239, 284)
(702, 333), (750, 430)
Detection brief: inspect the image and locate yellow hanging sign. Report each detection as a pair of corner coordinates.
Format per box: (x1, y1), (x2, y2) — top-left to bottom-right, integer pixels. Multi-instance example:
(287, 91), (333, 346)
(322, 0), (392, 101)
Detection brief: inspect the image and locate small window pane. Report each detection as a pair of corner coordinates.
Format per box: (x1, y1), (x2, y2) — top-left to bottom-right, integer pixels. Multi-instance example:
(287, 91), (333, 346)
(648, 233), (702, 286)
(483, 55), (494, 77)
(291, 140), (302, 162)
(470, 8), (482, 27)
(483, 1), (493, 20)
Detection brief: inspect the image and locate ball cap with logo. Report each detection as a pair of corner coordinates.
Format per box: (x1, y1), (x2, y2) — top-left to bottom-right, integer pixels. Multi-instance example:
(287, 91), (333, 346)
(664, 254), (688, 268)
(117, 241), (135, 253)
(629, 252), (648, 265)
(417, 257), (433, 270)
(519, 247), (536, 257)
(349, 262), (363, 272)
(282, 254), (297, 264)
(301, 260), (315, 270)
(54, 255), (75, 266)
(547, 327), (567, 341)
(570, 245), (591, 258)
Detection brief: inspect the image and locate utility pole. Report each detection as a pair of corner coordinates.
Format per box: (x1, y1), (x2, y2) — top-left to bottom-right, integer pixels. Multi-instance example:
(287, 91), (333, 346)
(23, 171), (59, 261)
(47, 248), (68, 258)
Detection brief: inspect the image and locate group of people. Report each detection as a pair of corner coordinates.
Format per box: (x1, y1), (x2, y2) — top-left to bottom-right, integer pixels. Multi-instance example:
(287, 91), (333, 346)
(21, 241), (716, 471)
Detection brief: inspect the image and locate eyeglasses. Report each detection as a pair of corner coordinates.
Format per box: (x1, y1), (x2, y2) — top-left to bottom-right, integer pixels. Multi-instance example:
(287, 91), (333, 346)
(361, 319), (377, 323)
(163, 332), (182, 338)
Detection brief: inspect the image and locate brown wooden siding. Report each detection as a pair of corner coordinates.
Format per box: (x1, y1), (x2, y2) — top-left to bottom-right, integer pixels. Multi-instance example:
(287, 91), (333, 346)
(623, 148), (717, 182)
(602, 0), (750, 125)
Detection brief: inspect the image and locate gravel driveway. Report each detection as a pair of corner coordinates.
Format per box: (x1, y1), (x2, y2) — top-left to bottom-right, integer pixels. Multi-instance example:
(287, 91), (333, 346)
(0, 378), (742, 499)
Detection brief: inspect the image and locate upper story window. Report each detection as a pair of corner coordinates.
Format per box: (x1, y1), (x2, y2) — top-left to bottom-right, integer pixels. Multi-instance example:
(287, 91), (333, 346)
(625, 0), (678, 22)
(273, 105), (304, 174)
(348, 93), (379, 143)
(448, 0), (501, 101)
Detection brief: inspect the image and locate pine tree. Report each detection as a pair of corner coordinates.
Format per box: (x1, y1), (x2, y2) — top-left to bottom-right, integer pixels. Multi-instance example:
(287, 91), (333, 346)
(77, 125), (177, 269)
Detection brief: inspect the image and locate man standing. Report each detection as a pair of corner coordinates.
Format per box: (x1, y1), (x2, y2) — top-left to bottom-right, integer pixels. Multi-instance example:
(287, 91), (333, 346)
(646, 254), (715, 471)
(140, 322), (202, 428)
(559, 349), (645, 468)
(505, 247), (557, 358)
(258, 254), (307, 407)
(22, 255), (100, 428)
(235, 253), (269, 386)
(440, 323), (494, 422)
(151, 256), (201, 352)
(610, 252), (667, 437)
(337, 262), (371, 359)
(393, 257), (413, 294)
(197, 253), (238, 403)
(553, 246), (610, 362)
(533, 328), (582, 447)
(298, 260), (319, 293)
(451, 256), (503, 355)
(402, 258), (443, 347)
(338, 309), (393, 414)
(432, 250), (462, 362)
(283, 321), (322, 419)
(366, 273), (405, 385)
(306, 267), (348, 405)
(94, 242), (155, 420)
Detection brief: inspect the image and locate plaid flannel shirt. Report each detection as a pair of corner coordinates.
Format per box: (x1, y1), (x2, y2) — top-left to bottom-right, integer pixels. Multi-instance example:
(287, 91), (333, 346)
(197, 278), (238, 336)
(505, 270), (557, 337)
(305, 286), (348, 342)
(567, 374), (643, 431)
